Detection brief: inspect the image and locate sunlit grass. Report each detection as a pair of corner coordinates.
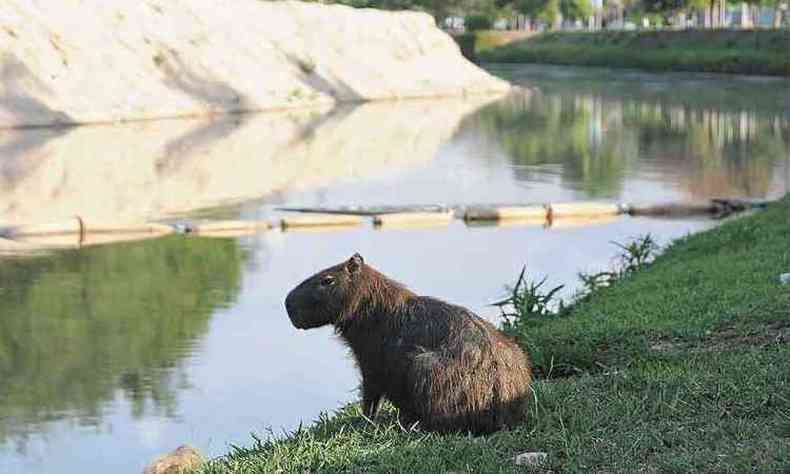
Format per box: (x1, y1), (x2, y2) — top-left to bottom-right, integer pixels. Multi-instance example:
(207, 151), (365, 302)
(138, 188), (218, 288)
(480, 30), (790, 76)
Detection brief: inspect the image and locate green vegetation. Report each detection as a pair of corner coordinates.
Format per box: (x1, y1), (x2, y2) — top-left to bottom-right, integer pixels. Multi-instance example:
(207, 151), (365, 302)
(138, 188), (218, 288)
(201, 197), (790, 472)
(295, 0), (789, 34)
(480, 30), (790, 76)
(0, 236), (247, 444)
(464, 13), (494, 31)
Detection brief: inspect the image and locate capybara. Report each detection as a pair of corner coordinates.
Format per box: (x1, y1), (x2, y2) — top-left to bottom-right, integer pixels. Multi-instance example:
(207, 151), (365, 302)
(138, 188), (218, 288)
(284, 254), (532, 434)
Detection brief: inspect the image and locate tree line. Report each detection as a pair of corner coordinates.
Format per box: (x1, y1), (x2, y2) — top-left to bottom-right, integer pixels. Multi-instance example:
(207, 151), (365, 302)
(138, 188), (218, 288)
(297, 0), (788, 30)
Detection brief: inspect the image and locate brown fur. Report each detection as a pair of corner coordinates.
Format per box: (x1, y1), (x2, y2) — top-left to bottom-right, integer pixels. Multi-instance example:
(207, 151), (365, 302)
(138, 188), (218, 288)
(285, 254), (532, 434)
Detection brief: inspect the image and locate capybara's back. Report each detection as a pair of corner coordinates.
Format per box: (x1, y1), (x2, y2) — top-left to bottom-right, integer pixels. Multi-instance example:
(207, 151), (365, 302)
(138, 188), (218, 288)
(285, 254), (532, 434)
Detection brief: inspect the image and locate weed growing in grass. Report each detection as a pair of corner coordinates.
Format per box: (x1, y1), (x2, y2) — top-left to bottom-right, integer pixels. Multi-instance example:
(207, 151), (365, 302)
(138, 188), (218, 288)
(492, 267), (564, 334)
(579, 234), (659, 295)
(496, 235), (658, 333)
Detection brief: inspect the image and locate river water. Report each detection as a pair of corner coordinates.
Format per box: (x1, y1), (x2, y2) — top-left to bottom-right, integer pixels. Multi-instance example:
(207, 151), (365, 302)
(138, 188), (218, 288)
(1, 65), (788, 473)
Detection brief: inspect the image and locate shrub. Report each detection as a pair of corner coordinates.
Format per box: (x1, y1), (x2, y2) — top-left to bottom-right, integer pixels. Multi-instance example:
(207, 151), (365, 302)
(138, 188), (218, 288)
(464, 14), (492, 32)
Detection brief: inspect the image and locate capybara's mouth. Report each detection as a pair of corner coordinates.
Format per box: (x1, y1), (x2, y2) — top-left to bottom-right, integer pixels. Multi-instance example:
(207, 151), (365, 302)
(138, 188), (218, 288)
(285, 305), (316, 330)
(285, 306), (306, 329)
(289, 316), (308, 329)
(288, 314), (324, 330)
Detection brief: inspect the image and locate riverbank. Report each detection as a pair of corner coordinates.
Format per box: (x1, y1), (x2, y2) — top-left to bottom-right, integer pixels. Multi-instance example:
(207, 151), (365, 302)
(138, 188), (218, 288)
(0, 1), (507, 128)
(199, 195), (790, 472)
(478, 30), (790, 76)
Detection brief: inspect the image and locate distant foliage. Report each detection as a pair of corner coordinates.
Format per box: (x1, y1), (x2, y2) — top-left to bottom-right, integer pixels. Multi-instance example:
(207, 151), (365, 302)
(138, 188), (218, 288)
(464, 14), (493, 31)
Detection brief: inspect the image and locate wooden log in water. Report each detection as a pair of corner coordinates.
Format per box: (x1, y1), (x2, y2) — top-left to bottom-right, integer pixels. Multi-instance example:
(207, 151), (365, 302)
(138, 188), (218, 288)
(628, 199), (771, 218)
(711, 198), (770, 212)
(464, 206), (548, 222)
(627, 203), (719, 217)
(373, 211), (454, 229)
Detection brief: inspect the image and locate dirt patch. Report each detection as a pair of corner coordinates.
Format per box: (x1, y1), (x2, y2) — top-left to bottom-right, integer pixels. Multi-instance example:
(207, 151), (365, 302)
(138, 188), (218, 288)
(651, 318), (790, 354)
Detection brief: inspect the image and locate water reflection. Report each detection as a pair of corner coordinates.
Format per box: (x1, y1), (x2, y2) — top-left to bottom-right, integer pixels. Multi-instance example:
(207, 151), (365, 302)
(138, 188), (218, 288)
(0, 96), (494, 225)
(461, 93), (634, 197)
(463, 67), (790, 201)
(0, 237), (247, 452)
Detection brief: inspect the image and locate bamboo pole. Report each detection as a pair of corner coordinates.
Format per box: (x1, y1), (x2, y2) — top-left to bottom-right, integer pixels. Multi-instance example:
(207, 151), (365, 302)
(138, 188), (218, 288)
(373, 211), (454, 228)
(548, 202), (623, 219)
(190, 220), (271, 235)
(281, 214), (364, 230)
(464, 206), (548, 222)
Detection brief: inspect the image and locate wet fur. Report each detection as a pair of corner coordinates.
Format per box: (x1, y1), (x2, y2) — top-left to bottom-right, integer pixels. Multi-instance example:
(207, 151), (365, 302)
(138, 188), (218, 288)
(285, 254), (532, 434)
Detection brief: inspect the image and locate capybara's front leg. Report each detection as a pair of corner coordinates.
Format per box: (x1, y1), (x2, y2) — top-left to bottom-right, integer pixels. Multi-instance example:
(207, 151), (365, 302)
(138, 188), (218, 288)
(362, 385), (382, 419)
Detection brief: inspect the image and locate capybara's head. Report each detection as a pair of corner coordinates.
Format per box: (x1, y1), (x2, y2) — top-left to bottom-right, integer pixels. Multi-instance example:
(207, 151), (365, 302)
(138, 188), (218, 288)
(285, 253), (365, 329)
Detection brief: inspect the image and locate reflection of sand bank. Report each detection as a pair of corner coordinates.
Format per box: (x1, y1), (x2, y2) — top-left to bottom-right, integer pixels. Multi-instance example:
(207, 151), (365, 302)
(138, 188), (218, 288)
(0, 96), (498, 225)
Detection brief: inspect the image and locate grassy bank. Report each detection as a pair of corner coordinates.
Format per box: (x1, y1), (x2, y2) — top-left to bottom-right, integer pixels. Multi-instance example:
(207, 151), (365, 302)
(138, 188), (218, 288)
(202, 196), (790, 472)
(479, 30), (790, 76)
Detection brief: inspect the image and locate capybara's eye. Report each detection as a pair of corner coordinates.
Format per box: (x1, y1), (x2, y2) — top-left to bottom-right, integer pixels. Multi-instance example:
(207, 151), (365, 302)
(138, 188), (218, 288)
(320, 276), (335, 287)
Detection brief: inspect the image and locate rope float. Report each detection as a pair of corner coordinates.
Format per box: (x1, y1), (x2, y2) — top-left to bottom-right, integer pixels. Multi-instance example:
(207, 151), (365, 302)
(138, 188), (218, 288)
(0, 199), (770, 252)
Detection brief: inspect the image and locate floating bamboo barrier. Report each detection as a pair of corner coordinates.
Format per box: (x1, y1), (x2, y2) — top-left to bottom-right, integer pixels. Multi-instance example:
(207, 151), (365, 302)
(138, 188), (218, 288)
(547, 202), (624, 219)
(277, 205), (448, 216)
(464, 206), (547, 222)
(1, 218), (175, 238)
(80, 221), (175, 235)
(547, 215), (621, 229)
(4, 230), (171, 251)
(3, 219), (84, 238)
(373, 211), (454, 229)
(280, 214), (364, 230)
(189, 220), (271, 236)
(0, 198), (770, 255)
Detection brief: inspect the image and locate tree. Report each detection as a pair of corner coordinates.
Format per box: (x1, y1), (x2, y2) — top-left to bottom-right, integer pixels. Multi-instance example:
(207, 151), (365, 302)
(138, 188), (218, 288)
(561, 0), (594, 20)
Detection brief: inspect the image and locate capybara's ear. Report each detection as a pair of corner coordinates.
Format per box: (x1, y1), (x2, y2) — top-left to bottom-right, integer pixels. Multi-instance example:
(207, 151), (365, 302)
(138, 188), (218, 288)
(346, 253), (364, 274)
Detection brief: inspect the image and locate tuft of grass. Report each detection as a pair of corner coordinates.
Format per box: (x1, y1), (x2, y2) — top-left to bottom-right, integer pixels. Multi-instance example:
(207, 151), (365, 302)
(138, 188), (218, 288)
(200, 195), (790, 473)
(578, 234), (659, 295)
(492, 267), (564, 335)
(296, 57), (316, 75)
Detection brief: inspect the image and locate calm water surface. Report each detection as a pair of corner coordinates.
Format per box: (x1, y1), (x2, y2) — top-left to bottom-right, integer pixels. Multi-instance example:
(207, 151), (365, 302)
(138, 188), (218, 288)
(1, 65), (789, 473)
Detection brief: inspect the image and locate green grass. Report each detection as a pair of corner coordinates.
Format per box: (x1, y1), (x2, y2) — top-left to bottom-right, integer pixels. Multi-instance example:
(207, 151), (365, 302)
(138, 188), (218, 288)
(201, 196), (790, 473)
(479, 30), (790, 76)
